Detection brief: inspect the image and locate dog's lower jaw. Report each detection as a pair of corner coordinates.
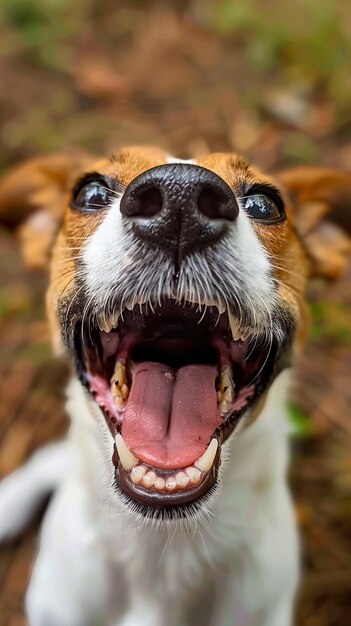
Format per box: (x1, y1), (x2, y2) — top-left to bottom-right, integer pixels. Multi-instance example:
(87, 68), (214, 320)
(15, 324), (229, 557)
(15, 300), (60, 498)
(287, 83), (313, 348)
(48, 369), (299, 626)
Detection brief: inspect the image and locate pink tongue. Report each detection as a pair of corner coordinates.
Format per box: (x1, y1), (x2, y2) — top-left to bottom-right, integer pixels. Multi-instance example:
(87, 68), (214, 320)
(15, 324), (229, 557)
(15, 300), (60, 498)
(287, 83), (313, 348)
(122, 362), (220, 470)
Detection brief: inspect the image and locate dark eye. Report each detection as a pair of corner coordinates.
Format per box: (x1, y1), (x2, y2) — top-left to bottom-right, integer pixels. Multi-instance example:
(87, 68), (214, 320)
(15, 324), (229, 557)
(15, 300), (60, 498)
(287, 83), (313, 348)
(239, 194), (284, 223)
(71, 179), (111, 212)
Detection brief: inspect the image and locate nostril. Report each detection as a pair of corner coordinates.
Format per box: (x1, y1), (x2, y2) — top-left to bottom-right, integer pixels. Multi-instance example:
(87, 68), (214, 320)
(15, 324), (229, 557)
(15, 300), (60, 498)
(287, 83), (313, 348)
(134, 186), (163, 218)
(197, 186), (238, 221)
(197, 187), (224, 220)
(121, 184), (163, 218)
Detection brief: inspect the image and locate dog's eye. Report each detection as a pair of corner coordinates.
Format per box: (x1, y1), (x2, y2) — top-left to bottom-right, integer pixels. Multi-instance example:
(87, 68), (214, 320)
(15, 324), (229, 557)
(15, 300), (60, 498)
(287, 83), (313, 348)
(239, 194), (284, 223)
(71, 180), (111, 212)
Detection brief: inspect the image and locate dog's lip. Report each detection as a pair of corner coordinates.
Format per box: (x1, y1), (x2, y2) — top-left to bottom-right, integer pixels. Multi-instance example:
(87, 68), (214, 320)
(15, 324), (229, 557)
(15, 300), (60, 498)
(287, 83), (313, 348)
(115, 453), (219, 508)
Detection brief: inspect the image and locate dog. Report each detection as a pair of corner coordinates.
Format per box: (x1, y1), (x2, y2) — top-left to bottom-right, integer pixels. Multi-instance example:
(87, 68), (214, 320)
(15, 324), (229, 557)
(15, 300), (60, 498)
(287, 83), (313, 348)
(0, 146), (350, 626)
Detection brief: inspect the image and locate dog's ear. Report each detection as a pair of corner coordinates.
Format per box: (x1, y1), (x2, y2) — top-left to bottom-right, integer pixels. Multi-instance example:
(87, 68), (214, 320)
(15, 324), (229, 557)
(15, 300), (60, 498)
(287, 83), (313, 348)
(277, 167), (351, 280)
(0, 151), (94, 270)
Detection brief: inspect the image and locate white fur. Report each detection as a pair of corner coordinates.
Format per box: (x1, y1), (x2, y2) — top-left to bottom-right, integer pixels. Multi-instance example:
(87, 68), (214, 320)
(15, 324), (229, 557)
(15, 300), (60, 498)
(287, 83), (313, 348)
(0, 441), (72, 540)
(0, 370), (299, 626)
(82, 191), (277, 336)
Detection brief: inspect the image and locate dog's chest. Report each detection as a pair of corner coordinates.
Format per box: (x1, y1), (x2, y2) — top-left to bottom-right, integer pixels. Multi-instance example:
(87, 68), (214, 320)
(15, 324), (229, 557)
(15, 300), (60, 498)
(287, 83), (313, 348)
(104, 520), (221, 598)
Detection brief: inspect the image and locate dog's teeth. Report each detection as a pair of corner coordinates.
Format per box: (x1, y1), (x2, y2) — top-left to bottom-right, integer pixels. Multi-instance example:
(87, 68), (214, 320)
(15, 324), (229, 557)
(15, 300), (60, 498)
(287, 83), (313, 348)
(111, 362), (129, 406)
(176, 472), (190, 488)
(165, 477), (177, 491)
(229, 315), (249, 342)
(214, 303), (225, 315)
(229, 315), (241, 341)
(115, 434), (139, 470)
(99, 318), (111, 333)
(154, 477), (166, 490)
(219, 399), (231, 414)
(222, 369), (231, 388)
(112, 361), (126, 387)
(113, 395), (124, 409)
(217, 367), (234, 407)
(130, 465), (146, 484)
(121, 384), (129, 400)
(142, 471), (156, 488)
(194, 438), (218, 473)
(110, 311), (120, 328)
(220, 368), (233, 395)
(223, 387), (232, 401)
(185, 466), (201, 484)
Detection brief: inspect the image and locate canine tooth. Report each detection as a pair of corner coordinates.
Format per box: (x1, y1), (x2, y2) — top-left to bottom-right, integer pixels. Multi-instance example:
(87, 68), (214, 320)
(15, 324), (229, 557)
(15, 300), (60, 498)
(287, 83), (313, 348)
(176, 472), (190, 488)
(166, 477), (177, 491)
(154, 477), (166, 490)
(185, 467), (201, 484)
(229, 316), (249, 342)
(130, 465), (146, 484)
(110, 311), (120, 328)
(194, 438), (218, 473)
(115, 434), (139, 470)
(142, 471), (156, 488)
(99, 318), (111, 333)
(229, 315), (241, 341)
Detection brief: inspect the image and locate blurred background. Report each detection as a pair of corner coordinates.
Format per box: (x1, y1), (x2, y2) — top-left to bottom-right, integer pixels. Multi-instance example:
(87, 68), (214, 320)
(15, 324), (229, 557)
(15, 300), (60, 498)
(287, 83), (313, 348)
(0, 1), (350, 624)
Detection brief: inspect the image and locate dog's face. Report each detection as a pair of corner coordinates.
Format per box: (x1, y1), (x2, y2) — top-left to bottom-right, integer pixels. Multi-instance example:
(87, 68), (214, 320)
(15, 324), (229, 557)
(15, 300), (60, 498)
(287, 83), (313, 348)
(1, 146), (349, 516)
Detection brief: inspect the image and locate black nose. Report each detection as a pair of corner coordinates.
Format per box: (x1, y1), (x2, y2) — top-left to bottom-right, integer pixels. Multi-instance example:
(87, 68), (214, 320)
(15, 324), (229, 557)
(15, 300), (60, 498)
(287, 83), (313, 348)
(120, 163), (239, 257)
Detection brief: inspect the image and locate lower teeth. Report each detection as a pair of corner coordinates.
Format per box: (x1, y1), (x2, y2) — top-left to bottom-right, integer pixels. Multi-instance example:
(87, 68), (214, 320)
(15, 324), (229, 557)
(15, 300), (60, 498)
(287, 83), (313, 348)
(129, 463), (203, 491)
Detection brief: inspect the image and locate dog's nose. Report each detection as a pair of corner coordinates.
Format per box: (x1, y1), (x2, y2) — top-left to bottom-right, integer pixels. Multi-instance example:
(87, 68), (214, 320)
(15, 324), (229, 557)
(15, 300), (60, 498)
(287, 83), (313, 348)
(120, 164), (238, 256)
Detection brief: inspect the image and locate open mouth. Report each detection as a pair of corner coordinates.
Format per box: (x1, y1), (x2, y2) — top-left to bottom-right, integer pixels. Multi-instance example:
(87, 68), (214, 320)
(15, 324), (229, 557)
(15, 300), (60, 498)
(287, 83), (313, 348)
(74, 301), (280, 509)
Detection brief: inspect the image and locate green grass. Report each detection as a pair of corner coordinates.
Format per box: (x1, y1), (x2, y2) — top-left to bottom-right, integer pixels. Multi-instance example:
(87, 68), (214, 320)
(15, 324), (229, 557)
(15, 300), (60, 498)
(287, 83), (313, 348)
(287, 402), (313, 438)
(211, 0), (351, 82)
(309, 301), (351, 344)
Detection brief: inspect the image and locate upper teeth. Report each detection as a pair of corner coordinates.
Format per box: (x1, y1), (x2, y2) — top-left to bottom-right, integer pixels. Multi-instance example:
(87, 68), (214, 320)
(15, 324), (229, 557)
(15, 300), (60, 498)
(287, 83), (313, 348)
(229, 314), (249, 342)
(99, 307), (250, 343)
(217, 367), (234, 415)
(98, 312), (120, 333)
(99, 318), (112, 333)
(111, 361), (129, 407)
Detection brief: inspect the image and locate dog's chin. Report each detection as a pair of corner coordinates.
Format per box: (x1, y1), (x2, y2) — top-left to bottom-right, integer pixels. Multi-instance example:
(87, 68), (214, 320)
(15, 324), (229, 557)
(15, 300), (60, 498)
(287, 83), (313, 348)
(72, 300), (291, 514)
